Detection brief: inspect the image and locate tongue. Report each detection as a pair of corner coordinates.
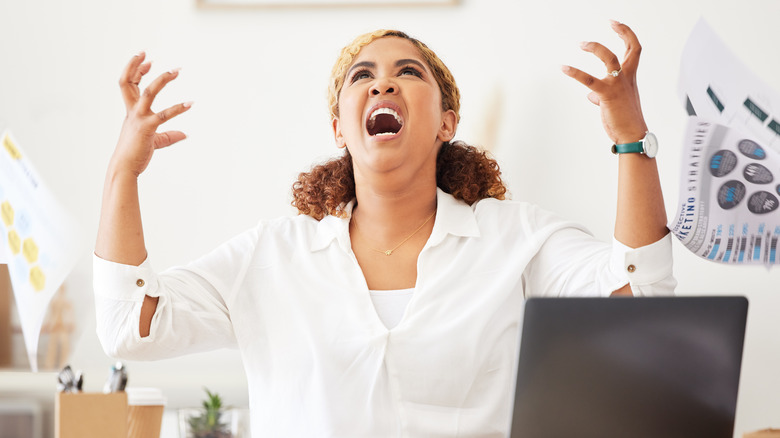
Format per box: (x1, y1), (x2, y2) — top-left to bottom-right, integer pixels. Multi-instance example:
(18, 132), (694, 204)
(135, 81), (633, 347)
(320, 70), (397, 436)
(368, 113), (402, 136)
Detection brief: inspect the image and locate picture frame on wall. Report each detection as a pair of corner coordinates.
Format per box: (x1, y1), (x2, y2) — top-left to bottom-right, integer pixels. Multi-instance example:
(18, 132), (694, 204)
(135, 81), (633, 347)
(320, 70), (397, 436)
(198, 0), (457, 7)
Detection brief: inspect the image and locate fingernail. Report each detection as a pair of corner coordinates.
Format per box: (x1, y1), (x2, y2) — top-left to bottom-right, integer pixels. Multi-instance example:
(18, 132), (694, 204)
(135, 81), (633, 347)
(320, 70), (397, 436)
(135, 51), (145, 57)
(610, 19), (621, 26)
(579, 41), (589, 49)
(169, 67), (181, 75)
(561, 65), (572, 73)
(183, 101), (194, 108)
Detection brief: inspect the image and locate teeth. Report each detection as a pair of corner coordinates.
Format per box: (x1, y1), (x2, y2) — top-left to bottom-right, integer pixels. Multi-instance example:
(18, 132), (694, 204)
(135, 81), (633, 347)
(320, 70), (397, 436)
(370, 107), (403, 125)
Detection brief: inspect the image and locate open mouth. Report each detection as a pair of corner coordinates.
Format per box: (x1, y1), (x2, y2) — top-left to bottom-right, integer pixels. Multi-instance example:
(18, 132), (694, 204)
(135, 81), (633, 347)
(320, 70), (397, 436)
(366, 107), (404, 137)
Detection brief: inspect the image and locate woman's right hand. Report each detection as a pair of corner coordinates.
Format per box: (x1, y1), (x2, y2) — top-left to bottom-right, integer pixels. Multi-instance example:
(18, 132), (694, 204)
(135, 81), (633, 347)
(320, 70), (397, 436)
(112, 51), (192, 177)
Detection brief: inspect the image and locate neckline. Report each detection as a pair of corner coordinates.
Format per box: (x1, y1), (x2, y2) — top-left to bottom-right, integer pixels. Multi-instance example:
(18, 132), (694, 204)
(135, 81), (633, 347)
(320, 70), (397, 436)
(368, 288), (415, 295)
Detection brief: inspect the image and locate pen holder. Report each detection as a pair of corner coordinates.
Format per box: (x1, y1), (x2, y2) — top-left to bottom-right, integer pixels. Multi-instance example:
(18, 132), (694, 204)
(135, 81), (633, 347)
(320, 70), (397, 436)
(55, 392), (128, 438)
(126, 387), (166, 438)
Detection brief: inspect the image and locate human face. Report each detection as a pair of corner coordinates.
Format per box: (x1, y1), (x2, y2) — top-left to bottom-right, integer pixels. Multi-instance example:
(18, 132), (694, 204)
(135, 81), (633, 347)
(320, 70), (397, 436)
(332, 37), (457, 181)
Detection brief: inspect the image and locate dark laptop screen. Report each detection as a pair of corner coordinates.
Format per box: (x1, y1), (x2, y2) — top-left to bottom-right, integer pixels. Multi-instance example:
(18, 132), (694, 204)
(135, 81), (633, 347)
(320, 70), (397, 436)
(511, 296), (748, 438)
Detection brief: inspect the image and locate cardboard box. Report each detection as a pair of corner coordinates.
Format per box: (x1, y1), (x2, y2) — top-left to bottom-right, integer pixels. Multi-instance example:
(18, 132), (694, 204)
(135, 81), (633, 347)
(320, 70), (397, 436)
(55, 392), (127, 438)
(744, 429), (780, 438)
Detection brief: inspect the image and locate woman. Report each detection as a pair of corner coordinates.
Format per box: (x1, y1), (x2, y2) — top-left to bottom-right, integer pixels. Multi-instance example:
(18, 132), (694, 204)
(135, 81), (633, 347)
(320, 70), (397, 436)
(94, 22), (674, 437)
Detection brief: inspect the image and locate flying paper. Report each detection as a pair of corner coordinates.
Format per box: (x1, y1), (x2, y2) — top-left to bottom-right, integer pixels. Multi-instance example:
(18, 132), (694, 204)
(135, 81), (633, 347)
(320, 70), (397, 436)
(671, 19), (780, 267)
(0, 129), (82, 370)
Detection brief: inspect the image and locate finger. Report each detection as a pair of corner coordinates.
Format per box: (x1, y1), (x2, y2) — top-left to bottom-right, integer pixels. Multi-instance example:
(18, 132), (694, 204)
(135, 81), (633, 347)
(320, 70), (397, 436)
(119, 51), (146, 88)
(119, 52), (149, 110)
(152, 131), (187, 149)
(587, 92), (601, 106)
(155, 101), (194, 125)
(135, 62), (153, 84)
(610, 20), (642, 72)
(561, 65), (606, 93)
(137, 68), (181, 113)
(579, 41), (621, 76)
(125, 62), (153, 111)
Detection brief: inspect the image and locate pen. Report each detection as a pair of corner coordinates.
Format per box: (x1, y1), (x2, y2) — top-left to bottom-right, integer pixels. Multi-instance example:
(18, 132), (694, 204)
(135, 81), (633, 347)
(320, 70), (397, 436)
(103, 362), (128, 393)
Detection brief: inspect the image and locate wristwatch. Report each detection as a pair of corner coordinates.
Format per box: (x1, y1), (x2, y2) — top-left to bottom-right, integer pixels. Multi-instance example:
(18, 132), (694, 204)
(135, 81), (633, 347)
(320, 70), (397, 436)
(611, 132), (658, 158)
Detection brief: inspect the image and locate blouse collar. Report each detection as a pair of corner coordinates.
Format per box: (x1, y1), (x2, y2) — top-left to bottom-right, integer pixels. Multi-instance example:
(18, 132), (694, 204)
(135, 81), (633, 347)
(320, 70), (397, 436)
(310, 188), (481, 254)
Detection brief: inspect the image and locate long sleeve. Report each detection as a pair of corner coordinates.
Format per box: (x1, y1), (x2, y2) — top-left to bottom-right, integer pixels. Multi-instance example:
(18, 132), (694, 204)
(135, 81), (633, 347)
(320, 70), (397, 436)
(93, 227), (258, 360)
(523, 227), (676, 298)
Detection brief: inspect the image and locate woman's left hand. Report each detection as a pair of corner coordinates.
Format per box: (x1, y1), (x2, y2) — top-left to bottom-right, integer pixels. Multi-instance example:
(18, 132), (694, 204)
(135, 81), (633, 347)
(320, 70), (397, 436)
(562, 20), (647, 145)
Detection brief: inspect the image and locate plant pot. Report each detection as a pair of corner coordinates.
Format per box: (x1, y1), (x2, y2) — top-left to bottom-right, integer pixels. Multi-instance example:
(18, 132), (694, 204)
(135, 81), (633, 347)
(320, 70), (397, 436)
(178, 407), (249, 438)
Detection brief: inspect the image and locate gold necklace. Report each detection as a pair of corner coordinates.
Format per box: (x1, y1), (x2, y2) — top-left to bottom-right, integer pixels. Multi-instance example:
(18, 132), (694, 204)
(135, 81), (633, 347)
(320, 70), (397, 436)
(352, 210), (436, 256)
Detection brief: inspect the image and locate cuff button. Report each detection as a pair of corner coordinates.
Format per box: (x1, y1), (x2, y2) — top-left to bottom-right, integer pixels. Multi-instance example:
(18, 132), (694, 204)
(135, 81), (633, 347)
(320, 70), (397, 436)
(627, 264), (636, 273)
(136, 279), (145, 287)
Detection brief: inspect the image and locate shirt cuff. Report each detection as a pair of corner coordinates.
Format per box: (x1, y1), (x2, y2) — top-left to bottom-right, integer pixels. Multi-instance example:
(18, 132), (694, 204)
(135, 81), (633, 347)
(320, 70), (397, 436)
(610, 232), (673, 286)
(93, 253), (159, 301)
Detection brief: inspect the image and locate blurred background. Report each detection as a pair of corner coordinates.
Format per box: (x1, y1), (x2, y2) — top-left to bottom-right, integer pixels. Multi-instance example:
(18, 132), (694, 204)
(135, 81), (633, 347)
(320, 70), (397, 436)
(1, 0), (779, 436)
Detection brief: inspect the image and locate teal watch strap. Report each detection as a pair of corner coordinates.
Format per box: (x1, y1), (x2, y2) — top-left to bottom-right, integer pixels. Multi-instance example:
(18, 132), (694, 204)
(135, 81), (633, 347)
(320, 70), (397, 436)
(611, 141), (644, 154)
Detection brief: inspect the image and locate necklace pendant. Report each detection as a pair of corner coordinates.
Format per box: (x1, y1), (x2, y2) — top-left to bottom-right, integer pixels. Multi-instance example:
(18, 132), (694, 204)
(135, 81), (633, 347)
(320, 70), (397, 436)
(384, 250), (393, 256)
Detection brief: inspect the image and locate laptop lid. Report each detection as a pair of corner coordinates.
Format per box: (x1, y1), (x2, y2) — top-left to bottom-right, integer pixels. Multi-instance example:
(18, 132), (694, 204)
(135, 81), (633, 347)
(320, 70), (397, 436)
(511, 296), (748, 438)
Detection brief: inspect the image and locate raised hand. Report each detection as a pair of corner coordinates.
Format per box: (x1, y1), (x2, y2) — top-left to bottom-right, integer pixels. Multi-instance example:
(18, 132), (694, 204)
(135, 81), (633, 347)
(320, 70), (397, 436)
(112, 51), (192, 177)
(562, 20), (647, 145)
(96, 52), (193, 266)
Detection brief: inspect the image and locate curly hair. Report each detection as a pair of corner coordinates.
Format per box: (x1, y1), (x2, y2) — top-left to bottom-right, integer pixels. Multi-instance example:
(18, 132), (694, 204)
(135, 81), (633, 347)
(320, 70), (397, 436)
(292, 30), (507, 220)
(293, 142), (506, 220)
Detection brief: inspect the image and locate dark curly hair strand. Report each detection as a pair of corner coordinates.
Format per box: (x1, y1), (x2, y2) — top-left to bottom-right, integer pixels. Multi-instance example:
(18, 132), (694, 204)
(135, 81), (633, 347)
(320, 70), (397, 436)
(291, 141), (506, 220)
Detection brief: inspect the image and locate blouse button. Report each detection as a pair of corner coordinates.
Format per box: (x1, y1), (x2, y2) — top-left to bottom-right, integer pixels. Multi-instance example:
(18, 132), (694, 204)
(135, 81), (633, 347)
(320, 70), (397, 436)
(136, 279), (145, 287)
(626, 264), (636, 273)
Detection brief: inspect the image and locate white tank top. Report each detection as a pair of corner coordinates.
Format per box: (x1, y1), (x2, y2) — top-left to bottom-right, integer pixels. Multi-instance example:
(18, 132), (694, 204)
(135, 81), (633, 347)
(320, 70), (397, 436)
(368, 288), (414, 330)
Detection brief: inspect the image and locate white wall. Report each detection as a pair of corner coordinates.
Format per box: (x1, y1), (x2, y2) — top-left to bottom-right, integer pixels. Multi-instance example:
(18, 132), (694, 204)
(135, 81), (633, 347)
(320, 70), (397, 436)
(1, 0), (779, 436)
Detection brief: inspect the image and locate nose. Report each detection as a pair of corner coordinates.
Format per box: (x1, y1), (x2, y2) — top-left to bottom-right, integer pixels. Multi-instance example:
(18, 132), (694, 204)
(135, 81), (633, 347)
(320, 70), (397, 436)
(370, 78), (397, 96)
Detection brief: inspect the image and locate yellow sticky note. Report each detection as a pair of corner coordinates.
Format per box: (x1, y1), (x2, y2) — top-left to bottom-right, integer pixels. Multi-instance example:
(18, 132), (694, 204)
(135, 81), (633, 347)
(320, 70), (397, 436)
(7, 229), (21, 255)
(29, 266), (45, 292)
(22, 238), (39, 264)
(0, 201), (13, 226)
(2, 133), (22, 160)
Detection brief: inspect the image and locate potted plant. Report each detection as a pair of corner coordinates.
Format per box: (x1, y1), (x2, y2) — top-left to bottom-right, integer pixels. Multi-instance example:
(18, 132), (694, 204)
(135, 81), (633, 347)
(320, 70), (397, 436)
(180, 388), (238, 438)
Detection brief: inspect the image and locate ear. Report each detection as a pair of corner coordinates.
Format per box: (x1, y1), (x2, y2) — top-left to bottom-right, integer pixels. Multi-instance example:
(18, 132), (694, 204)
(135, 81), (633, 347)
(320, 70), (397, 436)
(332, 117), (347, 149)
(437, 109), (458, 142)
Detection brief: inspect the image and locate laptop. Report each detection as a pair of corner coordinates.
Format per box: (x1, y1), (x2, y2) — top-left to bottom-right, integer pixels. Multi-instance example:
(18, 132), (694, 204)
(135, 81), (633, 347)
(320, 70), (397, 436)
(510, 296), (748, 438)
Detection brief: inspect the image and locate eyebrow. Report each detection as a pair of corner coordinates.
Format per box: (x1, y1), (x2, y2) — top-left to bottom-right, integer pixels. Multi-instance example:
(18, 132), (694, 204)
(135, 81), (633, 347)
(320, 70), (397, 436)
(346, 58), (428, 78)
(396, 58), (428, 72)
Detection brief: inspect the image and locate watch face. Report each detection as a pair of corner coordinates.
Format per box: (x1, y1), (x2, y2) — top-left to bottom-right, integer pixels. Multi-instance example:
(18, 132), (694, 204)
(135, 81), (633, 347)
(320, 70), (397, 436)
(644, 132), (658, 158)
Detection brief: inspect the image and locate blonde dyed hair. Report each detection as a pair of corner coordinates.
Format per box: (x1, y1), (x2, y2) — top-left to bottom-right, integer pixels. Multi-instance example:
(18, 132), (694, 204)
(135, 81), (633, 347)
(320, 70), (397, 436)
(327, 30), (461, 123)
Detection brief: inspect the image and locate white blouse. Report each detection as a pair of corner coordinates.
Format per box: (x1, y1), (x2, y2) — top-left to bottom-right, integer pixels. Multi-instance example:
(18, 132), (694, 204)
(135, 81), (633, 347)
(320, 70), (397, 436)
(94, 189), (675, 437)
